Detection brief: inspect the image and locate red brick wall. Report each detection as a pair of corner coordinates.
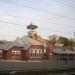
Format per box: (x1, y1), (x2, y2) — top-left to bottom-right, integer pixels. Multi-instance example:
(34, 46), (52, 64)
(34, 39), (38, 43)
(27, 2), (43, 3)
(45, 41), (55, 59)
(21, 50), (27, 60)
(3, 47), (23, 60)
(2, 51), (7, 59)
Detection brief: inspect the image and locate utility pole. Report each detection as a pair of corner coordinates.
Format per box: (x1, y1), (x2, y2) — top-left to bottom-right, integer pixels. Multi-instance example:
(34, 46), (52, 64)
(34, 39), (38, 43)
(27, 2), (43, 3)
(74, 32), (75, 41)
(73, 32), (75, 50)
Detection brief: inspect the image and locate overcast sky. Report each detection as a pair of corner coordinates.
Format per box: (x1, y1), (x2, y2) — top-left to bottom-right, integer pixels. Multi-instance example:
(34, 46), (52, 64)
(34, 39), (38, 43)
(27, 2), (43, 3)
(0, 0), (75, 40)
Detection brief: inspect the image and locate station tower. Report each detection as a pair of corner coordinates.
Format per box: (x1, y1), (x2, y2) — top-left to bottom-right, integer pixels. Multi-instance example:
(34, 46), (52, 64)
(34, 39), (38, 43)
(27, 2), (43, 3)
(27, 22), (38, 39)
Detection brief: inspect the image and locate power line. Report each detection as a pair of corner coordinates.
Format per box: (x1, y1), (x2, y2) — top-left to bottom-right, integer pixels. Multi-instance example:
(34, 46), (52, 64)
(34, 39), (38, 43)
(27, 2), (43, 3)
(53, 0), (75, 10)
(0, 20), (73, 35)
(0, 13), (75, 28)
(0, 20), (26, 26)
(39, 27), (72, 35)
(0, 0), (75, 21)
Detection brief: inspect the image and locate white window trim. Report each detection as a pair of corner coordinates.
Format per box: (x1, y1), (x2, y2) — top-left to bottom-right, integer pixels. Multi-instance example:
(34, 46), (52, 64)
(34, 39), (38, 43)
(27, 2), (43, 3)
(12, 50), (21, 55)
(16, 51), (21, 55)
(12, 51), (16, 54)
(30, 49), (42, 58)
(39, 49), (42, 54)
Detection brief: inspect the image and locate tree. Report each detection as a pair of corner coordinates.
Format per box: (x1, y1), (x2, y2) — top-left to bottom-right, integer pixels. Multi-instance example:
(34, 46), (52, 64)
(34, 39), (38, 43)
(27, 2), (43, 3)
(57, 37), (68, 46)
(68, 39), (75, 46)
(57, 37), (75, 47)
(49, 35), (57, 44)
(49, 35), (75, 47)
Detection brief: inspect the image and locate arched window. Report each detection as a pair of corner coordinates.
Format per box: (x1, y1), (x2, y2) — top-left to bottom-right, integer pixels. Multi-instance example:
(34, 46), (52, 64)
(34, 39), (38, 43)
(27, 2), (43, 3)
(30, 50), (33, 57)
(35, 50), (37, 57)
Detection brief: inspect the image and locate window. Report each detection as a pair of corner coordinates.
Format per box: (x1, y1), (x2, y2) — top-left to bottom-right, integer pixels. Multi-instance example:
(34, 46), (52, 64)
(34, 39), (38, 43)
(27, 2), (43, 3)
(16, 51), (21, 55)
(35, 50), (37, 57)
(30, 49), (37, 57)
(12, 51), (16, 55)
(31, 50), (33, 57)
(38, 49), (42, 57)
(30, 49), (42, 58)
(30, 50), (35, 57)
(39, 49), (42, 54)
(12, 50), (21, 56)
(37, 50), (39, 57)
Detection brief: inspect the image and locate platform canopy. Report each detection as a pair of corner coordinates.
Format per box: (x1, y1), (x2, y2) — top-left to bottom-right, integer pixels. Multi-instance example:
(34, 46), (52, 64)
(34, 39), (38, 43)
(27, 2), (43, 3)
(53, 48), (75, 55)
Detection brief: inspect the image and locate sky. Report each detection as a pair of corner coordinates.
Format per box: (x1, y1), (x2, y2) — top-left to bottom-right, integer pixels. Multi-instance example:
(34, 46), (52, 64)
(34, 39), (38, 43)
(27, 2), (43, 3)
(0, 0), (75, 40)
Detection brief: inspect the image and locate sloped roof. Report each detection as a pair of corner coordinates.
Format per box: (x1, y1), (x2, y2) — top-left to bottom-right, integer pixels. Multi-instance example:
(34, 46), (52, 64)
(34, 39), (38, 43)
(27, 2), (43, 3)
(15, 36), (44, 49)
(0, 36), (43, 50)
(0, 41), (24, 50)
(53, 48), (75, 55)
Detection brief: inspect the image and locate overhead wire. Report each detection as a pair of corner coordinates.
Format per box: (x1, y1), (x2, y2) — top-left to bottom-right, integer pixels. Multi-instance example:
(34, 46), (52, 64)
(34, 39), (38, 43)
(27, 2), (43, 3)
(0, 0), (74, 37)
(0, 0), (75, 28)
(0, 13), (75, 28)
(0, 0), (75, 21)
(53, 0), (75, 10)
(0, 20), (73, 35)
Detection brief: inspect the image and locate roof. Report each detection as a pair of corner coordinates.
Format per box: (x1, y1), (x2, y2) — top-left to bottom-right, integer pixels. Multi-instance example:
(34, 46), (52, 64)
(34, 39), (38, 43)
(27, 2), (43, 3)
(0, 41), (24, 50)
(0, 36), (43, 50)
(15, 36), (44, 49)
(53, 48), (75, 55)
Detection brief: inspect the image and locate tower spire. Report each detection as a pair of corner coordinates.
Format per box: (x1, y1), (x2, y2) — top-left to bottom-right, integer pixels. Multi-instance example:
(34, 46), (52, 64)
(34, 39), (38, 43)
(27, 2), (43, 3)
(27, 22), (38, 38)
